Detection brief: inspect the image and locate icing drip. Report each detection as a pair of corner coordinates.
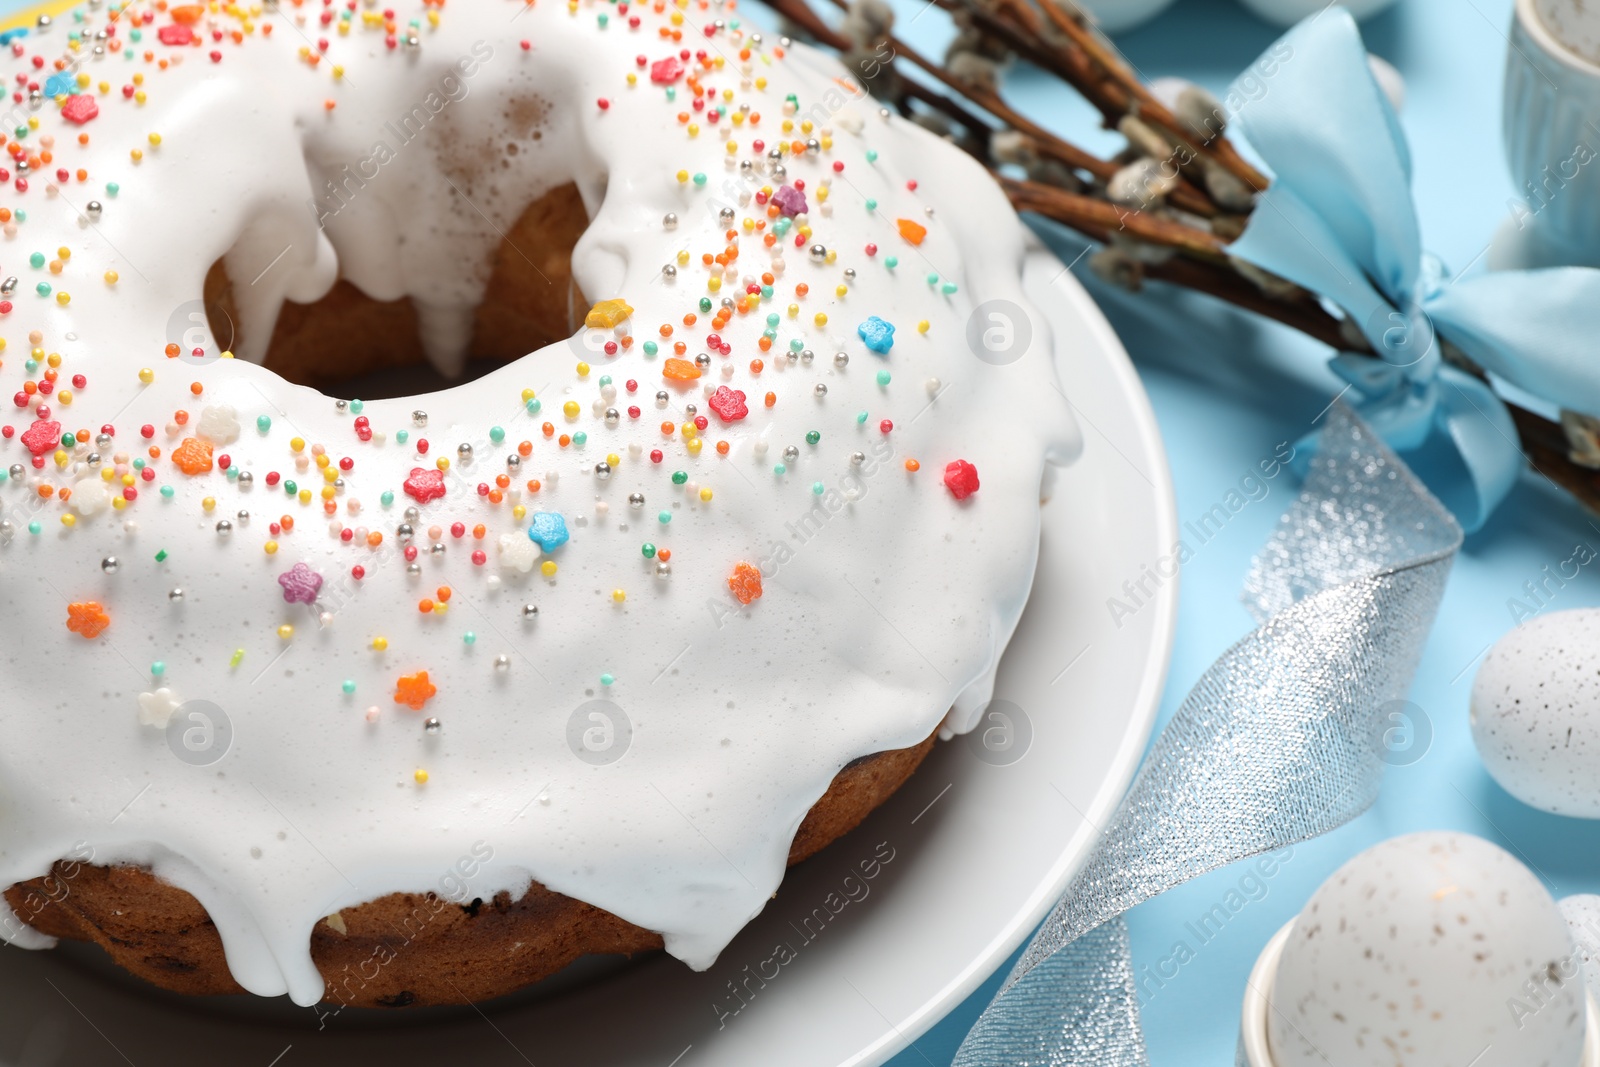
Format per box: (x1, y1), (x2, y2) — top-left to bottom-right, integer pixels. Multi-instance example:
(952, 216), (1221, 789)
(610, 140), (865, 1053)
(0, 0), (1079, 1005)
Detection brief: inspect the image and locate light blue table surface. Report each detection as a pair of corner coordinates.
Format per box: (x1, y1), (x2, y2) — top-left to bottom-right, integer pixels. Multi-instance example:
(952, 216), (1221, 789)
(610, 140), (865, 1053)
(4, 0), (1586, 1063)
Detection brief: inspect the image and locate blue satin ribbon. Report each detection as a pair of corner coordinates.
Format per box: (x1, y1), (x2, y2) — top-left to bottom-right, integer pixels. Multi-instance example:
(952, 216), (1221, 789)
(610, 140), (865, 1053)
(1224, 9), (1600, 531)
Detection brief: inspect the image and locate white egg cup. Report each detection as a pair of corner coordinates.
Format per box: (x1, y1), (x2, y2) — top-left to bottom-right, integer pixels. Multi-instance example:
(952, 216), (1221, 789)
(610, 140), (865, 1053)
(1239, 921), (1600, 1067)
(1491, 0), (1600, 270)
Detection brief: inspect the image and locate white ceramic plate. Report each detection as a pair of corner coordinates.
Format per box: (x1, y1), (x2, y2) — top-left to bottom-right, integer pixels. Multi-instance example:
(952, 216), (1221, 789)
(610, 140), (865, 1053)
(0, 246), (1177, 1067)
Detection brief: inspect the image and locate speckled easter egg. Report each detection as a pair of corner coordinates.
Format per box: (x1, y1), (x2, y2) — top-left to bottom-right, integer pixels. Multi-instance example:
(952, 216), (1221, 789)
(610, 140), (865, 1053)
(1268, 832), (1585, 1067)
(1472, 609), (1600, 817)
(1560, 895), (1600, 1008)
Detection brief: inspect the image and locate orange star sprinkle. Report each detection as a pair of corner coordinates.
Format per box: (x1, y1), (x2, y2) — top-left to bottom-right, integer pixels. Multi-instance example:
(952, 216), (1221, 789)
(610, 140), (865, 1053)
(728, 562), (763, 605)
(662, 357), (701, 381)
(172, 436), (214, 475)
(394, 670), (438, 710)
(896, 218), (928, 246)
(66, 601), (110, 639)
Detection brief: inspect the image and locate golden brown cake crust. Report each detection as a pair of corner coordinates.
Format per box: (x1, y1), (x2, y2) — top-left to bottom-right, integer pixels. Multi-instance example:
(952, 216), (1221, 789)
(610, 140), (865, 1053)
(4, 731), (936, 1008)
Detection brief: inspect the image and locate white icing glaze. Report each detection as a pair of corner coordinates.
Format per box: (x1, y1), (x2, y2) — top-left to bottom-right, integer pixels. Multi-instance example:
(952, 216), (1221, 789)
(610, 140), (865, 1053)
(0, 0), (1078, 1005)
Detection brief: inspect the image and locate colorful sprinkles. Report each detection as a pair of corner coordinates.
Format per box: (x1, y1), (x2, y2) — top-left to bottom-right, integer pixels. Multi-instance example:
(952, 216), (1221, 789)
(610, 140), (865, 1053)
(0, 0), (989, 784)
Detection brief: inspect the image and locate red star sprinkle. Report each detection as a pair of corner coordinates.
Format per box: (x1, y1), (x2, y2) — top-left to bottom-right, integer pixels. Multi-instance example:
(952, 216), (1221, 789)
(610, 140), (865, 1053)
(707, 386), (748, 423)
(944, 460), (980, 500)
(66, 602), (110, 639)
(60, 95), (99, 125)
(394, 670), (438, 710)
(728, 561), (763, 605)
(404, 467), (446, 504)
(650, 56), (684, 83)
(20, 418), (60, 455)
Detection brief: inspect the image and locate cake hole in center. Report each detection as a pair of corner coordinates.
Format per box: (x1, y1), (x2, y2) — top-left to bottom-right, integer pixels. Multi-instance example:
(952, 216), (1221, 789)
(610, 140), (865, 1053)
(201, 181), (590, 400)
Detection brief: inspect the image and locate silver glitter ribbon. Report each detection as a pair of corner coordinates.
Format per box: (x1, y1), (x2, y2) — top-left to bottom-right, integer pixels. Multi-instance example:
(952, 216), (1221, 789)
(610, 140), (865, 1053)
(953, 404), (1462, 1066)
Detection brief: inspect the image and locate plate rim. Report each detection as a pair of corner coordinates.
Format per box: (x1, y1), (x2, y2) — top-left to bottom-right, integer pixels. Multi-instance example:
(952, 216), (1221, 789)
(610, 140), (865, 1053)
(842, 246), (1179, 1067)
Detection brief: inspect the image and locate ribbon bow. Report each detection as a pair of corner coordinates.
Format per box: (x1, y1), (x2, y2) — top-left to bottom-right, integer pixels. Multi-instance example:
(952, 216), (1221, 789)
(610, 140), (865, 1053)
(1225, 9), (1600, 530)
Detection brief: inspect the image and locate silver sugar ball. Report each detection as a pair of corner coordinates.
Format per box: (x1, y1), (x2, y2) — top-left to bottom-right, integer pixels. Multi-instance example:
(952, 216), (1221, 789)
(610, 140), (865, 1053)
(695, 352), (712, 368)
(655, 390), (670, 407)
(236, 510), (250, 523)
(834, 352), (849, 368)
(814, 383), (828, 397)
(411, 410), (428, 427)
(522, 604), (540, 619)
(663, 212), (679, 230)
(424, 717), (441, 734)
(457, 442), (473, 460)
(430, 542), (446, 555)
(101, 556), (118, 573)
(168, 587), (184, 601)
(604, 408), (621, 428)
(506, 453), (521, 470)
(594, 461), (612, 480)
(850, 451), (866, 466)
(843, 268), (856, 281)
(0, 520), (12, 539)
(406, 562), (422, 576)
(808, 243), (827, 262)
(494, 654), (511, 670)
(719, 206), (736, 223)
(771, 164), (786, 182)
(783, 445), (799, 462)
(334, 399), (348, 412)
(806, 138), (821, 153)
(397, 522), (415, 542)
(662, 264), (677, 279)
(95, 432), (112, 448)
(1, 278), (17, 297)
(404, 506), (420, 522)
(237, 470), (253, 488)
(684, 403), (698, 417)
(216, 519), (232, 535)
(628, 492), (645, 508)
(800, 349), (814, 364)
(86, 452), (101, 468)
(7, 463), (23, 480)
(656, 560), (672, 578)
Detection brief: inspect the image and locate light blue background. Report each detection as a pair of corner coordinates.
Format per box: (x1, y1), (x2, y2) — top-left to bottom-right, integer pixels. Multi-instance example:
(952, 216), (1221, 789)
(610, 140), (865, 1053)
(7, 0), (1591, 1063)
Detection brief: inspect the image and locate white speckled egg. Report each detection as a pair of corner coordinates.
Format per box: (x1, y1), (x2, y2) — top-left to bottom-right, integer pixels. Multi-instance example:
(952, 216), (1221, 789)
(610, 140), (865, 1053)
(1472, 609), (1600, 817)
(1561, 895), (1600, 1008)
(1268, 832), (1585, 1067)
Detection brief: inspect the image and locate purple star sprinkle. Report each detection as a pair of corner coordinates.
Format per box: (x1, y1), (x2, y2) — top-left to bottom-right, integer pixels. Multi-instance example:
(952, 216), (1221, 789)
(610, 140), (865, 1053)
(771, 184), (808, 218)
(277, 562), (324, 605)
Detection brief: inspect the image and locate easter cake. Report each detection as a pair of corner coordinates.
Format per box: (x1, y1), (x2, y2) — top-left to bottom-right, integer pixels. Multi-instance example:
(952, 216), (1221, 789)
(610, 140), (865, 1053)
(0, 0), (1080, 1007)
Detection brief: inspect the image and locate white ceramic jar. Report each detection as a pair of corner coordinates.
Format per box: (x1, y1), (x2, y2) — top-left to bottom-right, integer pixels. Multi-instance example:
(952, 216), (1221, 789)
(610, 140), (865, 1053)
(1496, 0), (1600, 268)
